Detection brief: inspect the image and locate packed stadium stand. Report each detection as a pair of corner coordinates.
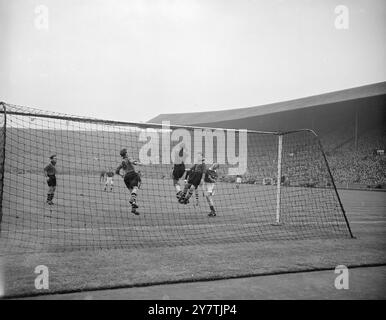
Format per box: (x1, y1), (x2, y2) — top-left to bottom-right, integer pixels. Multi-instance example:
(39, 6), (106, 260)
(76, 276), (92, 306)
(323, 127), (385, 187)
(149, 82), (386, 189)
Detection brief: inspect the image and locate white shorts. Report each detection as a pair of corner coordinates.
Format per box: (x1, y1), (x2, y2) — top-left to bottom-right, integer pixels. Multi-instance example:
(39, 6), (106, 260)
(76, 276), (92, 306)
(106, 177), (113, 184)
(236, 177), (242, 184)
(205, 183), (215, 194)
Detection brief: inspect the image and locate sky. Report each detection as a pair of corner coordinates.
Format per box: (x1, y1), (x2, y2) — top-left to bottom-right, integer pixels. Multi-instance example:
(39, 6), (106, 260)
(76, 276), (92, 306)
(0, 0), (385, 123)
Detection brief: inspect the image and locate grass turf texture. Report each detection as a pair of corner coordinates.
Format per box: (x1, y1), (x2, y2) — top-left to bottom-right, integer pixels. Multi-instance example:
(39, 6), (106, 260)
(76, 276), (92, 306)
(0, 174), (350, 252)
(0, 189), (385, 298)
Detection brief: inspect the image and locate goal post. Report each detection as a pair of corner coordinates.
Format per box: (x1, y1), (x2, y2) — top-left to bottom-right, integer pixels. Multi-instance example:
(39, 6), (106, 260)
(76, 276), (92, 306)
(0, 103), (354, 253)
(274, 134), (283, 225)
(0, 102), (6, 233)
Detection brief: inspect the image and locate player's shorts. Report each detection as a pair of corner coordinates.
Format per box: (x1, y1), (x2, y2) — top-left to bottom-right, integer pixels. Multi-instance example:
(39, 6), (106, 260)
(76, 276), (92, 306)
(205, 183), (215, 194)
(236, 177), (242, 184)
(124, 171), (140, 189)
(188, 173), (202, 188)
(106, 177), (113, 184)
(172, 163), (185, 180)
(47, 175), (56, 187)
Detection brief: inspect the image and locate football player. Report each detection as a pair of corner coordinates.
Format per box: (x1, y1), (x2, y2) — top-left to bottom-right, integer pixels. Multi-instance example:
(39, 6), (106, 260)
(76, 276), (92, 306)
(116, 148), (142, 215)
(104, 168), (114, 192)
(235, 175), (242, 189)
(44, 155), (57, 205)
(179, 154), (206, 205)
(204, 163), (219, 217)
(172, 143), (188, 200)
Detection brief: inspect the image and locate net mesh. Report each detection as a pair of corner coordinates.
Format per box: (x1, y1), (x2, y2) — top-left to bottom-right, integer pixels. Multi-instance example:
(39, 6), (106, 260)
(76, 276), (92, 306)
(0, 103), (352, 253)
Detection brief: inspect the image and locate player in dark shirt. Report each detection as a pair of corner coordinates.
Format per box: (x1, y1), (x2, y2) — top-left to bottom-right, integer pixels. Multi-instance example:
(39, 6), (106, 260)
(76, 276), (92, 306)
(44, 155), (57, 205)
(116, 148), (142, 215)
(204, 163), (219, 217)
(179, 155), (206, 205)
(172, 143), (188, 200)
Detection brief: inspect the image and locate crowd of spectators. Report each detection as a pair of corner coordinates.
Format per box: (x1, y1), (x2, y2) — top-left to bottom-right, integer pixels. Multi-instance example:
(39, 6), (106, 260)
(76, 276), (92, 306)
(323, 128), (385, 187)
(219, 127), (385, 189)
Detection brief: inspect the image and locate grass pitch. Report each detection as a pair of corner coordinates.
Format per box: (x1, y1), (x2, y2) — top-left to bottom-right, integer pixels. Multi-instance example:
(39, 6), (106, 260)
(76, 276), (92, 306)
(1, 172), (350, 252)
(0, 188), (385, 298)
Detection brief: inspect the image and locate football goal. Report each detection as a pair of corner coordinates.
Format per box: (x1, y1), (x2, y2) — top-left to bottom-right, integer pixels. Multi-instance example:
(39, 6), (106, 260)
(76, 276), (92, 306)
(0, 102), (353, 253)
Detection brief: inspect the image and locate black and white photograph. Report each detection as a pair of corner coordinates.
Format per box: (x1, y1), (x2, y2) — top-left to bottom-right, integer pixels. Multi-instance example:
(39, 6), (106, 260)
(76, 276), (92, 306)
(0, 0), (385, 305)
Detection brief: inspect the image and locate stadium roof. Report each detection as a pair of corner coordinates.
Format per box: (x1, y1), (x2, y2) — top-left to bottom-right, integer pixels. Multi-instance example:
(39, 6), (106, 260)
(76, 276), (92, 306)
(148, 81), (386, 125)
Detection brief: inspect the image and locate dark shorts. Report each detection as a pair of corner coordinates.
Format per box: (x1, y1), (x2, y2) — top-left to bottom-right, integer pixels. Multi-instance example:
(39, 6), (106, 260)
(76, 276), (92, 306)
(124, 171), (140, 189)
(47, 176), (56, 187)
(172, 163), (185, 180)
(188, 173), (202, 188)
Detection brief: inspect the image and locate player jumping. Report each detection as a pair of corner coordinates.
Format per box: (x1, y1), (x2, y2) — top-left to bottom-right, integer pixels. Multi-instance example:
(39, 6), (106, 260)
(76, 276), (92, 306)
(104, 168), (114, 192)
(116, 148), (142, 215)
(204, 163), (219, 217)
(44, 154), (57, 205)
(179, 155), (206, 205)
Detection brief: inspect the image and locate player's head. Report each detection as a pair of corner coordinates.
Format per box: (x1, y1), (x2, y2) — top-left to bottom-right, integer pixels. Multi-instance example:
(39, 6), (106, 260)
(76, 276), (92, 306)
(196, 152), (205, 163)
(211, 163), (219, 170)
(49, 155), (57, 165)
(120, 148), (128, 158)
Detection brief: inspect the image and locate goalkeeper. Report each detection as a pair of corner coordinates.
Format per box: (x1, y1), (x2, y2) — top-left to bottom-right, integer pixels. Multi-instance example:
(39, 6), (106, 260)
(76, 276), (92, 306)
(179, 155), (206, 205)
(44, 154), (57, 205)
(116, 148), (142, 215)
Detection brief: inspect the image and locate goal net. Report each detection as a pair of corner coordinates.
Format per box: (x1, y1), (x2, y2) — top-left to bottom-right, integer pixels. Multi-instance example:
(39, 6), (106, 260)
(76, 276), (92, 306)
(0, 103), (353, 253)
